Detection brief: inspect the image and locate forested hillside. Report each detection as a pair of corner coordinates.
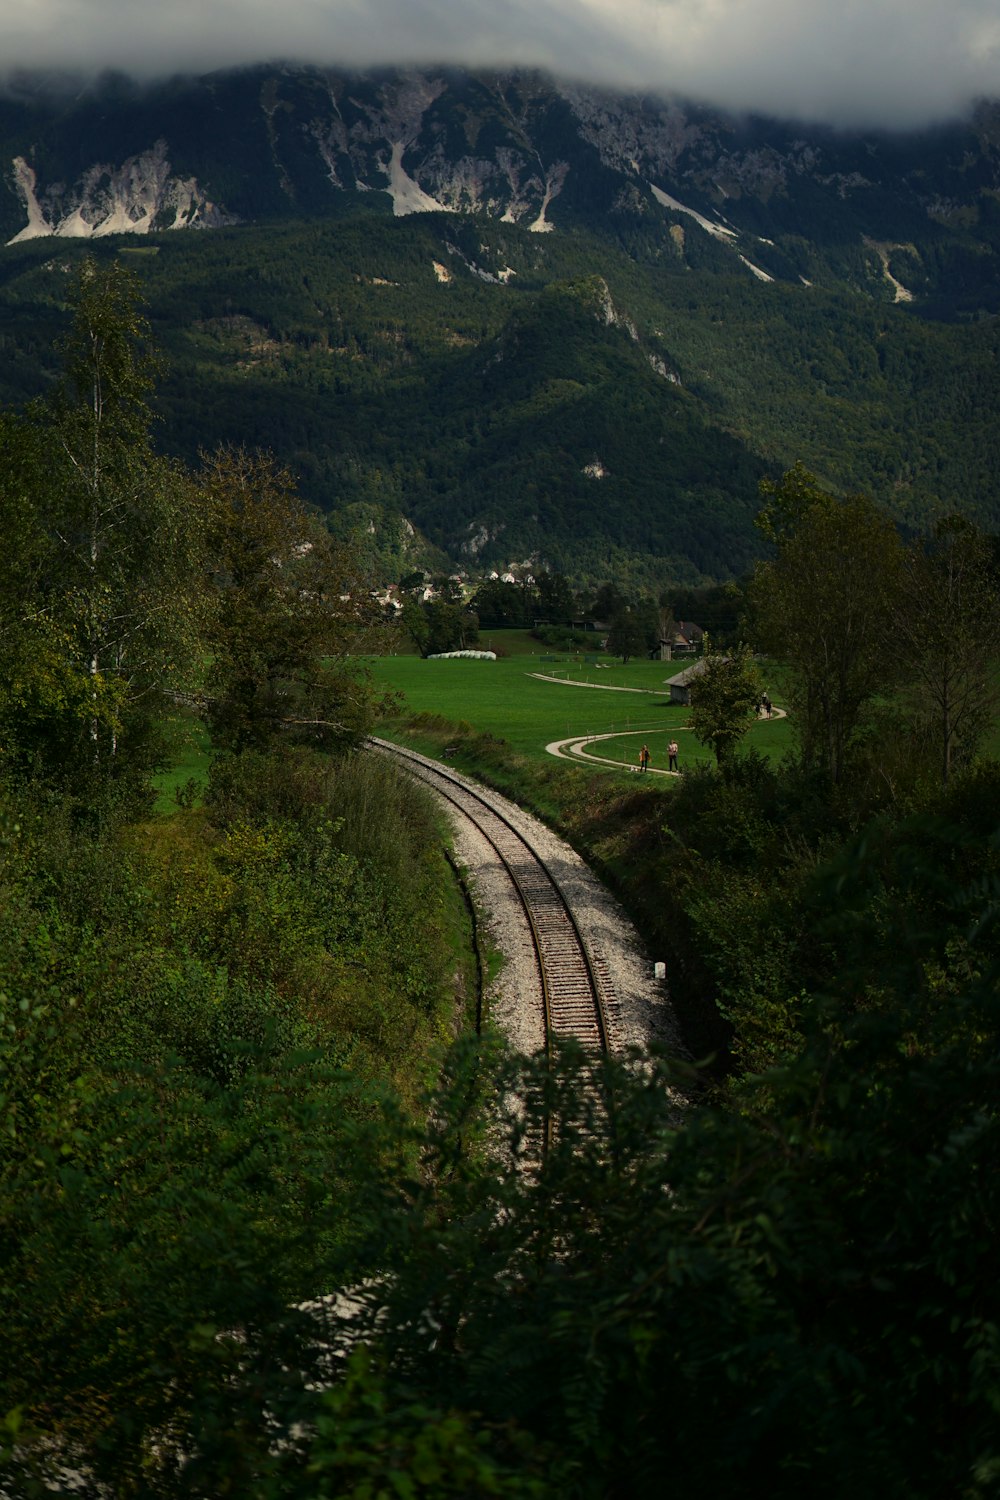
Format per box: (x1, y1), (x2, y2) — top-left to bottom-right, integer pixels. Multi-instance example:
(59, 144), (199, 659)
(1, 215), (998, 587)
(1, 63), (999, 584)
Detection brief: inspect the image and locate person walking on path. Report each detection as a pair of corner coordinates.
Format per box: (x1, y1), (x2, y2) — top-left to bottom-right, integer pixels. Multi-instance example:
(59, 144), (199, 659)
(638, 743), (650, 772)
(668, 739), (679, 773)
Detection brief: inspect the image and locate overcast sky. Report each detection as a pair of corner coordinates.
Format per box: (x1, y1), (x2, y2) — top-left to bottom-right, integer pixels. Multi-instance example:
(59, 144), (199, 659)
(3, 0), (999, 129)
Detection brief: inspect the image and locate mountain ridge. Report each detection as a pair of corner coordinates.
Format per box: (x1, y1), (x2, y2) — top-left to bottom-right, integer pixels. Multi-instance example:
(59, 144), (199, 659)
(3, 64), (1000, 311)
(0, 64), (998, 587)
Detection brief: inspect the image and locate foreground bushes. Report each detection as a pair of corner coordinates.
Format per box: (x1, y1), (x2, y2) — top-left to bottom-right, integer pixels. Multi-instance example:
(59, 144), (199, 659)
(3, 718), (998, 1495)
(4, 812), (997, 1497)
(0, 745), (469, 1490)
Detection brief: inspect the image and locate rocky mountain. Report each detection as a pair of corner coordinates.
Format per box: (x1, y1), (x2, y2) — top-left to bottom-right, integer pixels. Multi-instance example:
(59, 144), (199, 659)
(4, 66), (1000, 310)
(1, 65), (999, 585)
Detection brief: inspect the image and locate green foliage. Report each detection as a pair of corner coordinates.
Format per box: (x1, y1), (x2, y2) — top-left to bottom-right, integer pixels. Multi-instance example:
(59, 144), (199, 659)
(0, 258), (202, 804)
(339, 802), (1000, 1499)
(306, 1347), (550, 1498)
(531, 624), (598, 650)
(534, 571), (577, 622)
(688, 645), (763, 765)
(662, 581), (745, 643)
(893, 515), (1000, 786)
(470, 578), (533, 629)
(605, 604), (656, 664)
(401, 596), (480, 658)
(748, 468), (906, 783)
(199, 445), (383, 754)
(0, 735), (470, 1493)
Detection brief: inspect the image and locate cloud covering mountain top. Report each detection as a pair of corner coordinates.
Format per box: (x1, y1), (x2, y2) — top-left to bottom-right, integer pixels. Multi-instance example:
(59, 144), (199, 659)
(1, 0), (998, 129)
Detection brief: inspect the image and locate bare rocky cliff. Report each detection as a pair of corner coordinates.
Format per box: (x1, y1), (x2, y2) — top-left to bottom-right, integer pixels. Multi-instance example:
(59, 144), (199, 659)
(7, 139), (236, 243)
(2, 65), (998, 311)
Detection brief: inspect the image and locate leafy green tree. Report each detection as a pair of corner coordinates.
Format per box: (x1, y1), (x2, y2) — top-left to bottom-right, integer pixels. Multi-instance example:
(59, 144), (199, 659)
(535, 571), (576, 623)
(199, 446), (381, 753)
(399, 594), (433, 657)
(605, 607), (650, 664)
(747, 467), (904, 784)
(0, 415), (70, 759)
(588, 581), (628, 622)
(663, 583), (743, 643)
(430, 574), (465, 606)
(894, 515), (1000, 786)
(5, 258), (201, 797)
(470, 577), (531, 628)
(688, 646), (762, 766)
(398, 569), (427, 593)
(402, 597), (479, 657)
(754, 458), (830, 545)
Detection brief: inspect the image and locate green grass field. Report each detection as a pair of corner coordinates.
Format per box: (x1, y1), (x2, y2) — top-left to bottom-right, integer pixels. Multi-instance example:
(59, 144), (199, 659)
(151, 636), (1000, 809)
(151, 716), (214, 814)
(369, 648), (793, 775)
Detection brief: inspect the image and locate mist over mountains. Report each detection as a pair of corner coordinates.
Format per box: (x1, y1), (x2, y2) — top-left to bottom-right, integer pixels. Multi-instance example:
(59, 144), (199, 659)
(0, 63), (998, 586)
(3, 0), (998, 128)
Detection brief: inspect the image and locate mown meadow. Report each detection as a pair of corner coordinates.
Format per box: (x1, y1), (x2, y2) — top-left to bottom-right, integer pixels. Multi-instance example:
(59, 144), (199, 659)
(370, 641), (793, 773)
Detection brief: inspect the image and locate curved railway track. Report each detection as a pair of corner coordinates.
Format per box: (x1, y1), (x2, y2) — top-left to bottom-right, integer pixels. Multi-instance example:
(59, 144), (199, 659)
(371, 738), (619, 1059)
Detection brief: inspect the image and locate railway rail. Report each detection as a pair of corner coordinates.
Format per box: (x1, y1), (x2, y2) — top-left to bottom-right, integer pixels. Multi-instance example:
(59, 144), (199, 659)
(371, 737), (620, 1059)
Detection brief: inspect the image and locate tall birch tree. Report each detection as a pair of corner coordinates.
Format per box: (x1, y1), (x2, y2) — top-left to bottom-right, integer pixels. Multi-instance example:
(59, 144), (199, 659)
(33, 257), (201, 792)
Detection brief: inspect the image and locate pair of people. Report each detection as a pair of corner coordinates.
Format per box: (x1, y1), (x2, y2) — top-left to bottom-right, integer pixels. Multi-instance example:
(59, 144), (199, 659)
(668, 739), (679, 773)
(638, 741), (680, 773)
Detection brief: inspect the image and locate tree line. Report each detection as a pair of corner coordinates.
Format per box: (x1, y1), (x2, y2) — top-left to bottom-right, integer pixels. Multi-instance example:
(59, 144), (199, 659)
(401, 569), (741, 663)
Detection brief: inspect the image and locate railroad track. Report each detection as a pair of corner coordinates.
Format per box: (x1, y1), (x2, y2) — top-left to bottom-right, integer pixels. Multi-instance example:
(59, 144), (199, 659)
(371, 738), (619, 1059)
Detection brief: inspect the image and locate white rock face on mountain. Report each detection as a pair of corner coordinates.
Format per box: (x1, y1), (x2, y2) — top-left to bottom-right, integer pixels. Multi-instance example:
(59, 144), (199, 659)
(311, 71), (454, 215)
(648, 184), (736, 241)
(595, 278), (640, 339)
(303, 71), (571, 227)
(7, 141), (236, 244)
(3, 65), (996, 303)
(416, 144), (561, 225)
(561, 84), (698, 180)
(384, 141), (453, 216)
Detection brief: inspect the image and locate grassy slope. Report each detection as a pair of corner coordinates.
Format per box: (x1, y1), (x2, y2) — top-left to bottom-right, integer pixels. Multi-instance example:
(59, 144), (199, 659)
(154, 647), (1000, 811)
(370, 647), (793, 774)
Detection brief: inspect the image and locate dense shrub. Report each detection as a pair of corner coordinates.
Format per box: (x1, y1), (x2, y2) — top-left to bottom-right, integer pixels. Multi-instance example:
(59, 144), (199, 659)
(0, 743), (470, 1489)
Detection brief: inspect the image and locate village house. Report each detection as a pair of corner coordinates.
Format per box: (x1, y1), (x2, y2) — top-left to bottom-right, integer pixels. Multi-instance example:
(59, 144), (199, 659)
(658, 620), (705, 661)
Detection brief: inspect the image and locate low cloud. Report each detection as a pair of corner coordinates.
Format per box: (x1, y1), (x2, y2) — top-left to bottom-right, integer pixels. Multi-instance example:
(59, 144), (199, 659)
(2, 0), (998, 128)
